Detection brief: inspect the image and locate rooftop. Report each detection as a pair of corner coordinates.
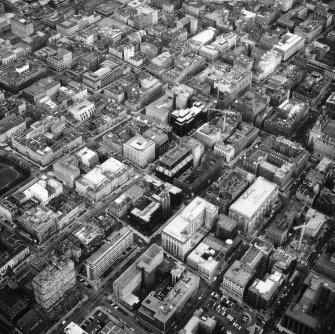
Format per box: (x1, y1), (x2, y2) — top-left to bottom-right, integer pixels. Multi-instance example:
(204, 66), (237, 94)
(162, 197), (217, 243)
(229, 177), (278, 220)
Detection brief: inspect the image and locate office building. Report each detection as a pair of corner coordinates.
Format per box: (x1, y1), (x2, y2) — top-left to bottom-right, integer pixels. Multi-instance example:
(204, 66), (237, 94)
(294, 18), (323, 43)
(0, 59), (48, 94)
(216, 214), (238, 241)
(0, 114), (26, 143)
(162, 197), (218, 260)
(23, 175), (63, 205)
(32, 258), (76, 315)
(280, 271), (335, 334)
(86, 227), (134, 280)
(142, 127), (169, 157)
(16, 204), (58, 244)
(0, 199), (18, 222)
(309, 112), (335, 160)
(69, 100), (96, 122)
(254, 49), (282, 83)
(82, 62), (125, 91)
(53, 155), (80, 188)
(264, 98), (309, 138)
(246, 271), (284, 315)
(221, 260), (256, 303)
(138, 265), (200, 334)
(0, 230), (30, 277)
(146, 94), (174, 124)
(170, 101), (206, 136)
(179, 311), (216, 334)
(174, 152), (223, 196)
(156, 143), (193, 182)
(11, 16), (34, 38)
(186, 242), (220, 280)
(229, 177), (278, 234)
(195, 123), (221, 149)
(273, 33), (305, 61)
(76, 157), (134, 202)
(113, 244), (164, 309)
(123, 135), (156, 168)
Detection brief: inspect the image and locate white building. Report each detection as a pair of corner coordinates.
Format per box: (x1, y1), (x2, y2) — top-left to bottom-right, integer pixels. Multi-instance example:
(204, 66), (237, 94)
(229, 177), (278, 234)
(256, 49), (282, 82)
(162, 197), (218, 260)
(196, 123), (221, 149)
(273, 33), (305, 61)
(123, 135), (156, 168)
(86, 227), (134, 280)
(75, 157), (134, 202)
(69, 100), (96, 122)
(23, 175), (63, 205)
(186, 242), (219, 280)
(214, 142), (235, 163)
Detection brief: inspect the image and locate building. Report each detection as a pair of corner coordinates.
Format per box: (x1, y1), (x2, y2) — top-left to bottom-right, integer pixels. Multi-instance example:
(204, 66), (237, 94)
(293, 72), (331, 107)
(309, 113), (335, 160)
(113, 244), (164, 308)
(195, 123), (221, 149)
(254, 49), (282, 83)
(69, 100), (96, 122)
(264, 98), (309, 138)
(11, 16), (34, 38)
(216, 214), (238, 240)
(16, 204), (57, 244)
(179, 311), (216, 334)
(0, 230), (30, 277)
(138, 265), (200, 334)
(82, 62), (124, 91)
(221, 260), (256, 303)
(156, 143), (194, 182)
(273, 33), (305, 61)
(188, 27), (216, 52)
(162, 197), (218, 260)
(173, 152), (224, 196)
(86, 227), (134, 280)
(186, 242), (220, 280)
(169, 101), (206, 136)
(142, 127), (169, 157)
(0, 114), (26, 143)
(64, 323), (88, 334)
(145, 94), (174, 124)
(280, 271), (335, 334)
(229, 177), (278, 234)
(206, 168), (250, 214)
(22, 175), (63, 205)
(123, 135), (156, 168)
(0, 199), (18, 222)
(76, 157), (134, 202)
(294, 18), (323, 43)
(0, 59), (48, 94)
(32, 258), (76, 315)
(53, 155), (80, 188)
(246, 271), (284, 315)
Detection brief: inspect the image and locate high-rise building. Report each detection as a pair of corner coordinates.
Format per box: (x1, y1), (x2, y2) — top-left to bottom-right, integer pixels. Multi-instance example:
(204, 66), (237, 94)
(86, 227), (134, 280)
(32, 258), (76, 315)
(162, 197), (218, 260)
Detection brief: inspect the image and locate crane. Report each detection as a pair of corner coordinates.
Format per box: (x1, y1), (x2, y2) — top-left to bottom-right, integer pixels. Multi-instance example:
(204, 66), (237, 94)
(293, 217), (313, 251)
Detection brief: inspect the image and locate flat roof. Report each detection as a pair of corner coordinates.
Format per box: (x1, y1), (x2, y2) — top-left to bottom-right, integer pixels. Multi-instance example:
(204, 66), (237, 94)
(162, 197), (217, 243)
(229, 177), (277, 220)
